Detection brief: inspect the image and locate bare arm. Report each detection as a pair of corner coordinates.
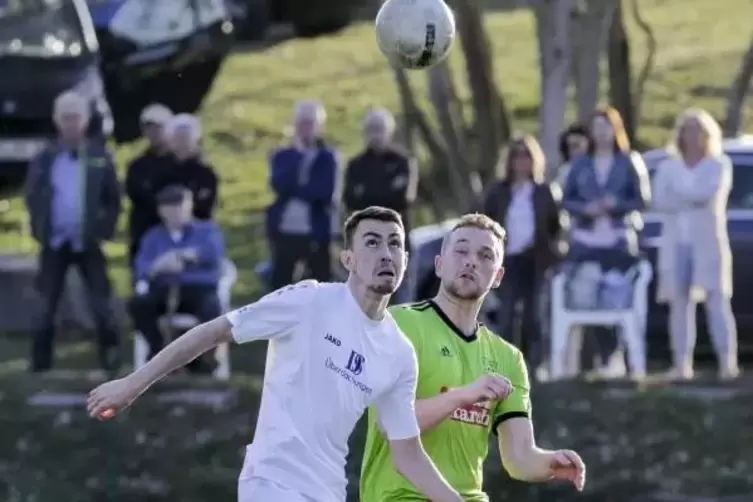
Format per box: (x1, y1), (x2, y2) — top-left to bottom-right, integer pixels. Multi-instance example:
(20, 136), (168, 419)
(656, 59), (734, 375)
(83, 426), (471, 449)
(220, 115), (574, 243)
(497, 417), (585, 489)
(131, 316), (233, 392)
(389, 437), (462, 502)
(415, 389), (470, 433)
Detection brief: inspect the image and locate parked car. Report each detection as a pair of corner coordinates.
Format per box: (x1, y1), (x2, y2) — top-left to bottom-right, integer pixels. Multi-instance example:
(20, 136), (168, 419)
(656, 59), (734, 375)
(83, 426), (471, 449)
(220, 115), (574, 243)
(0, 0), (112, 190)
(87, 0), (235, 142)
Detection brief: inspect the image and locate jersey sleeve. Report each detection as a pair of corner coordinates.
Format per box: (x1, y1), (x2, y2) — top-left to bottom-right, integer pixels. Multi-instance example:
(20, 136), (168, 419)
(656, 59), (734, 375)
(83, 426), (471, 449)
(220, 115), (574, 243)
(226, 280), (319, 344)
(492, 346), (532, 434)
(373, 342), (421, 441)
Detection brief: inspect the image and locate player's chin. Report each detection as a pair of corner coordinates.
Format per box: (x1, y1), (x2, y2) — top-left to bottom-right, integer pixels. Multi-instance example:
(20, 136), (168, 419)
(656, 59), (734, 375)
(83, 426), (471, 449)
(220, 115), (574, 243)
(449, 281), (483, 301)
(369, 277), (398, 295)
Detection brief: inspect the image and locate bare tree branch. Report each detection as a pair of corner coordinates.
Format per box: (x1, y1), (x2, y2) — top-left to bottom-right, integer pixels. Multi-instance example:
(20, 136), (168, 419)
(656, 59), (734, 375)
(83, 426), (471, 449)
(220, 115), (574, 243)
(724, 34), (753, 137)
(630, 0), (657, 132)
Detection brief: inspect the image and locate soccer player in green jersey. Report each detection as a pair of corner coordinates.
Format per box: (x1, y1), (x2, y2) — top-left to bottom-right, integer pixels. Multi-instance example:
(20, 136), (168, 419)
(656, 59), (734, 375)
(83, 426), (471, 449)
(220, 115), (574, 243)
(360, 213), (586, 501)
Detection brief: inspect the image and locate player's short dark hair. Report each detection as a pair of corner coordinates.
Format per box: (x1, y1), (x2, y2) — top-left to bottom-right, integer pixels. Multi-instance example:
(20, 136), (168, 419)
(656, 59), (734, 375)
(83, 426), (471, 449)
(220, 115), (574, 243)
(441, 213), (506, 251)
(343, 206), (404, 249)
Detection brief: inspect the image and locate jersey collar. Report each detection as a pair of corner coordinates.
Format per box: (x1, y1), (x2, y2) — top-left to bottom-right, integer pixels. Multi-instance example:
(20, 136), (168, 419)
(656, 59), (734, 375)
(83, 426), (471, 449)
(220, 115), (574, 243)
(428, 300), (479, 343)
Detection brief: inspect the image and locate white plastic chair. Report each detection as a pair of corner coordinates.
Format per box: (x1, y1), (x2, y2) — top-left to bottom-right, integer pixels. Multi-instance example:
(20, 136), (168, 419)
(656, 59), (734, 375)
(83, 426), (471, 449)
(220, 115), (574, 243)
(133, 258), (237, 380)
(549, 259), (653, 381)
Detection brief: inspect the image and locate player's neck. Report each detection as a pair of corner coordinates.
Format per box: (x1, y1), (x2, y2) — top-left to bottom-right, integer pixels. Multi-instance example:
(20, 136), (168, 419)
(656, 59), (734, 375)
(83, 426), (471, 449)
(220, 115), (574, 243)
(432, 289), (481, 336)
(347, 279), (389, 321)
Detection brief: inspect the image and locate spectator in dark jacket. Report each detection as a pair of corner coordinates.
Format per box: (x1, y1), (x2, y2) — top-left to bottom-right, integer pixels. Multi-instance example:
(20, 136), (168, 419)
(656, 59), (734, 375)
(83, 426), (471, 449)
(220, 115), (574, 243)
(481, 134), (563, 372)
(131, 185), (224, 372)
(266, 100), (338, 288)
(125, 103), (174, 266)
(344, 107), (418, 302)
(24, 91), (122, 373)
(344, 107), (418, 243)
(157, 114), (218, 220)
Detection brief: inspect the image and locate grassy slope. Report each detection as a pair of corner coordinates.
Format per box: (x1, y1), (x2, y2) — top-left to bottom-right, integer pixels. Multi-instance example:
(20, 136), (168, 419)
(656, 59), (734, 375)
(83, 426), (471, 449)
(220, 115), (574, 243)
(1, 0), (753, 303)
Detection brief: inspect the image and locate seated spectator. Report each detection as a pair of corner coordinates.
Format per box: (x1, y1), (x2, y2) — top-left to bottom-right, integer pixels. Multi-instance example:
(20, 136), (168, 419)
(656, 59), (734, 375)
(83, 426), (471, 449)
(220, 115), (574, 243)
(344, 107), (418, 303)
(266, 100), (338, 289)
(131, 185), (224, 374)
(157, 113), (218, 220)
(125, 103), (174, 267)
(561, 106), (651, 376)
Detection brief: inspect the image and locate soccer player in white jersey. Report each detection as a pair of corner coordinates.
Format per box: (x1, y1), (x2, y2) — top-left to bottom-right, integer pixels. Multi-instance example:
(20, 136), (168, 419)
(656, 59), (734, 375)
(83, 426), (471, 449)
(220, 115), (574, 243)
(87, 206), (464, 502)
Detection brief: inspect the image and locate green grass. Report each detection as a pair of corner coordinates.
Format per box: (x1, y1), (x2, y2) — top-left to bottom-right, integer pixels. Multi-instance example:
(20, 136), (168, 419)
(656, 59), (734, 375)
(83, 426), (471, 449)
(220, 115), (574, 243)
(2, 0), (753, 302)
(1, 374), (751, 501)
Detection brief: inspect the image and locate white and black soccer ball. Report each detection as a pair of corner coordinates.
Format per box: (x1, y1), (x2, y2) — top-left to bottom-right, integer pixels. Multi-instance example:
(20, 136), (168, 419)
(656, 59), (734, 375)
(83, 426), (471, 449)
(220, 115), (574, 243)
(375, 0), (456, 70)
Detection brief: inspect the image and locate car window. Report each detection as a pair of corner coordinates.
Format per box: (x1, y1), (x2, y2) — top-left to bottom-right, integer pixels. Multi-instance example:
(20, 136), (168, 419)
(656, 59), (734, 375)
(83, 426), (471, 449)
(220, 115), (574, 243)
(729, 156), (753, 209)
(647, 153), (753, 210)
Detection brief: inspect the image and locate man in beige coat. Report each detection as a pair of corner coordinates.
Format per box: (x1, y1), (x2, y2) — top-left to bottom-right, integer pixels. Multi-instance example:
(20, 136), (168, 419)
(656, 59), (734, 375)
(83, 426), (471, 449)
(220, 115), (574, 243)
(652, 108), (738, 381)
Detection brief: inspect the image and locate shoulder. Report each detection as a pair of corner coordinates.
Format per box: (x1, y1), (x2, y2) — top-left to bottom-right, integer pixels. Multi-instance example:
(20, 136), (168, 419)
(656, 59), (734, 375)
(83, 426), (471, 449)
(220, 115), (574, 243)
(319, 145), (340, 163)
(389, 301), (435, 345)
(141, 225), (165, 242)
(570, 154), (592, 171)
(709, 154), (732, 169)
(191, 219), (221, 232)
(479, 326), (525, 365)
(269, 146), (293, 162)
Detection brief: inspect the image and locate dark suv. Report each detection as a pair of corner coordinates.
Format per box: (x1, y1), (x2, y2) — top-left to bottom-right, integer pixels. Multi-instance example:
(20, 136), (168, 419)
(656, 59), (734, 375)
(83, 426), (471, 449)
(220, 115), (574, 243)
(0, 0), (112, 190)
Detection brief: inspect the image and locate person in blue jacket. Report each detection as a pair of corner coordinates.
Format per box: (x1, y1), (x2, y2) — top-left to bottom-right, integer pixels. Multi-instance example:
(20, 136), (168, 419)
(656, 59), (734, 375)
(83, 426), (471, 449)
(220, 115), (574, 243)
(266, 100), (339, 289)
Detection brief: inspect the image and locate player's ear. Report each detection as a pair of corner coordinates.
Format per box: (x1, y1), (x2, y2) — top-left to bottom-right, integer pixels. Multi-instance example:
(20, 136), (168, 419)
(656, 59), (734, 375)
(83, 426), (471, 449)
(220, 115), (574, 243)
(340, 248), (354, 271)
(492, 265), (505, 289)
(433, 254), (442, 277)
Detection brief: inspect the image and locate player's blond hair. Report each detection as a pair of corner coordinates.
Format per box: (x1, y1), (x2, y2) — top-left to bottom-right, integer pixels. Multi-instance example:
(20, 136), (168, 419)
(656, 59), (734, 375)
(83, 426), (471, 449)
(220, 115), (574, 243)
(441, 213), (506, 253)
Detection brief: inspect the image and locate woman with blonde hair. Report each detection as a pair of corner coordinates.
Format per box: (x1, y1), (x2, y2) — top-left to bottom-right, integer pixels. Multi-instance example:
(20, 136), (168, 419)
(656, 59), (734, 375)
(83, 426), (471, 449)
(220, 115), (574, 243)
(481, 134), (563, 375)
(652, 108), (738, 380)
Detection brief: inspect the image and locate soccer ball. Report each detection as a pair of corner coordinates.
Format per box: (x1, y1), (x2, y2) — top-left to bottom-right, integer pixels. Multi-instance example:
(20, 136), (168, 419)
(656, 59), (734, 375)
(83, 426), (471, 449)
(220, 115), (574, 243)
(375, 0), (456, 70)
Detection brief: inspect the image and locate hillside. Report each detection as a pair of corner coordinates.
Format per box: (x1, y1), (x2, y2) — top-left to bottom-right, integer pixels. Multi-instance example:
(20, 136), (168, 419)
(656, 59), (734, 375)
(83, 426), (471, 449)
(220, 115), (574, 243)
(1, 0), (753, 302)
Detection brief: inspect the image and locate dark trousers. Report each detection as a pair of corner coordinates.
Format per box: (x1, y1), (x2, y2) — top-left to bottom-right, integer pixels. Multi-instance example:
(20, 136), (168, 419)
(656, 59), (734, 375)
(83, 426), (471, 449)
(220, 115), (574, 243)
(270, 234), (331, 289)
(496, 250), (543, 368)
(33, 243), (120, 371)
(129, 283), (221, 370)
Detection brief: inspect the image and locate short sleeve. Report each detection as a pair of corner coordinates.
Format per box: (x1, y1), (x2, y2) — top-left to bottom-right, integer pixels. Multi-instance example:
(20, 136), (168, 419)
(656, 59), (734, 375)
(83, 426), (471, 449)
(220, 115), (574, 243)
(492, 348), (531, 434)
(373, 344), (421, 441)
(226, 280), (319, 344)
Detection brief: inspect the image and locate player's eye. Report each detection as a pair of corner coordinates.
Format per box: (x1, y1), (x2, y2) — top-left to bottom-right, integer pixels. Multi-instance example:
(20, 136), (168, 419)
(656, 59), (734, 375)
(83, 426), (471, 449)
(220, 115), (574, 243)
(389, 239), (402, 248)
(455, 248), (468, 255)
(365, 239), (378, 247)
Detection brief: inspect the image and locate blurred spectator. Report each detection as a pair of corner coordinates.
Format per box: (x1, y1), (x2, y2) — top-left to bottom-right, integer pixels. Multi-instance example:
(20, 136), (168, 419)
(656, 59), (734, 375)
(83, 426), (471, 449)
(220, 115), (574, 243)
(24, 91), (122, 373)
(562, 106), (651, 374)
(266, 100), (338, 289)
(125, 103), (174, 267)
(557, 123), (589, 185)
(481, 135), (563, 372)
(344, 107), (418, 303)
(652, 109), (738, 381)
(158, 114), (218, 220)
(131, 185), (224, 373)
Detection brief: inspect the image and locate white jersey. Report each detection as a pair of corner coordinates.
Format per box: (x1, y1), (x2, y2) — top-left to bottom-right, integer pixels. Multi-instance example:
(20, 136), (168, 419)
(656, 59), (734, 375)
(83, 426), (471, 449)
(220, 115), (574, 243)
(226, 280), (420, 502)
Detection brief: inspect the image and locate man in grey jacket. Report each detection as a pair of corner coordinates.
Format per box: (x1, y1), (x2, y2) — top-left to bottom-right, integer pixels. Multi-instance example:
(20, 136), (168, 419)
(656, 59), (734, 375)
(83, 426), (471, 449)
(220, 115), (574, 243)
(25, 91), (122, 373)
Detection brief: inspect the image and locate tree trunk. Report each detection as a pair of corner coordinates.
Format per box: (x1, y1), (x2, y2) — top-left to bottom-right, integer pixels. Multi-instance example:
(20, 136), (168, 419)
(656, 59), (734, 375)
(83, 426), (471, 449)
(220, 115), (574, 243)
(452, 0), (511, 184)
(428, 61), (479, 210)
(724, 34), (753, 137)
(607, 1), (635, 141)
(571, 0), (618, 123)
(534, 0), (576, 174)
(629, 0), (657, 143)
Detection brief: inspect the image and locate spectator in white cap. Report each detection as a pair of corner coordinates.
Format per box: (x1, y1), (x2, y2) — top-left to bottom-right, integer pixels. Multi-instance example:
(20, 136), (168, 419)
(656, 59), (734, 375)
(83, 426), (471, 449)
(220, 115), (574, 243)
(157, 113), (218, 223)
(265, 99), (339, 289)
(343, 107), (418, 303)
(24, 89), (122, 373)
(125, 103), (175, 268)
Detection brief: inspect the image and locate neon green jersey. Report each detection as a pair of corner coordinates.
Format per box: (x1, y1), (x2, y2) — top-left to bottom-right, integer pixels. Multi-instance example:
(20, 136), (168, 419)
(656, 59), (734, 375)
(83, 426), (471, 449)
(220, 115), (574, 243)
(360, 300), (532, 502)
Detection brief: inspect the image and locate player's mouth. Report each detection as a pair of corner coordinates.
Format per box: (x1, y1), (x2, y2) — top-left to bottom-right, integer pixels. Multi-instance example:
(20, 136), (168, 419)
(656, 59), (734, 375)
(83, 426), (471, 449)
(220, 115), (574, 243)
(458, 272), (476, 282)
(377, 269), (396, 278)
